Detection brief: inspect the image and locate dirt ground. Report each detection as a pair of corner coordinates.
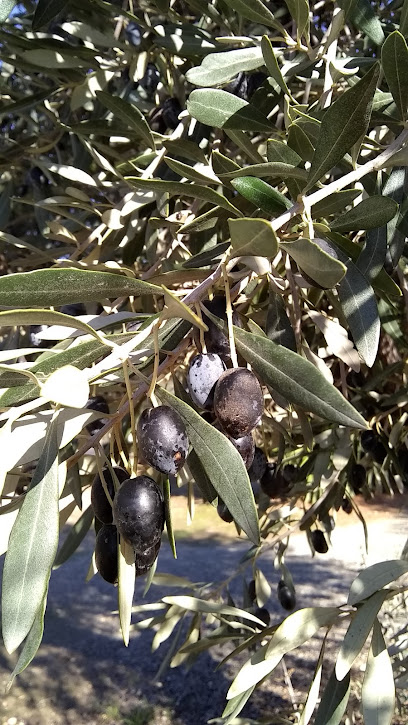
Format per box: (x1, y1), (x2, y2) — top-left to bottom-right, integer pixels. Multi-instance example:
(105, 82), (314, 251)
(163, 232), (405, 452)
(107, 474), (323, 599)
(0, 493), (407, 725)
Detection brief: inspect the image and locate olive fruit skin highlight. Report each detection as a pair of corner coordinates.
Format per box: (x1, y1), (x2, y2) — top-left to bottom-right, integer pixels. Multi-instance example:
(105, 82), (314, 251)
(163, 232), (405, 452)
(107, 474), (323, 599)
(113, 476), (165, 552)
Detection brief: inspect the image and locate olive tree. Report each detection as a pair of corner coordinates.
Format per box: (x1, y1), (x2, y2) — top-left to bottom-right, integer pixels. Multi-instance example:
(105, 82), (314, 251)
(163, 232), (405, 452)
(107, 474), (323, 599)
(0, 0), (407, 721)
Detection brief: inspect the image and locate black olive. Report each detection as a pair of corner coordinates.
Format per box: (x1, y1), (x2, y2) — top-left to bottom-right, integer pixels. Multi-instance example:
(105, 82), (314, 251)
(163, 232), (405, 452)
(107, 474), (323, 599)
(281, 464), (298, 485)
(372, 442), (387, 464)
(310, 529), (329, 554)
(277, 580), (296, 611)
(187, 353), (226, 410)
(254, 607), (270, 626)
(125, 21), (142, 47)
(86, 395), (110, 436)
(161, 97), (182, 129)
(95, 524), (118, 584)
(214, 367), (264, 439)
(137, 405), (189, 476)
(135, 540), (160, 577)
(228, 431), (255, 469)
(60, 303), (86, 316)
(113, 476), (165, 552)
(349, 463), (366, 493)
(217, 499), (233, 523)
(248, 447), (268, 484)
(139, 63), (160, 95)
(361, 430), (378, 452)
(91, 466), (129, 524)
(260, 463), (288, 499)
(342, 497), (353, 514)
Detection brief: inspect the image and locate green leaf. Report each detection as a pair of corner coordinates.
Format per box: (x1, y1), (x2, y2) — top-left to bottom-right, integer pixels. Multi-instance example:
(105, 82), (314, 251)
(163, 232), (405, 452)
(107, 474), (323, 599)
(0, 269), (160, 307)
(53, 506), (94, 568)
(156, 387), (260, 545)
(339, 0), (384, 45)
(221, 162), (308, 182)
(299, 635), (327, 725)
(284, 0), (310, 42)
(0, 0), (17, 22)
(164, 157), (219, 185)
(6, 588), (48, 691)
(187, 89), (273, 132)
(337, 258), (380, 367)
(401, 0), (408, 37)
(348, 559), (408, 605)
(186, 47), (264, 87)
(153, 22), (221, 57)
(228, 607), (338, 698)
(356, 226), (388, 281)
(96, 91), (155, 150)
(266, 139), (302, 165)
(231, 177), (292, 214)
(229, 325), (367, 428)
(162, 595), (266, 626)
(279, 237), (347, 288)
(362, 619), (395, 725)
(382, 31), (408, 120)
(314, 668), (351, 725)
(32, 0), (66, 30)
(312, 189), (361, 218)
(229, 218), (278, 258)
(187, 449), (218, 506)
(0, 309), (104, 344)
(261, 36), (290, 96)
(266, 290), (297, 351)
(330, 196), (398, 232)
(2, 414), (61, 654)
(126, 176), (240, 216)
(307, 64), (380, 190)
(335, 590), (387, 680)
(182, 242), (230, 269)
(221, 0), (283, 31)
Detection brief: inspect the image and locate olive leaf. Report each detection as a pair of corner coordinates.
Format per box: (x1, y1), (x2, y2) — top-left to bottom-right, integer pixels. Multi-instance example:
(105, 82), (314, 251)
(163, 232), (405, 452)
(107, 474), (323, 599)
(362, 619), (395, 725)
(186, 47), (264, 87)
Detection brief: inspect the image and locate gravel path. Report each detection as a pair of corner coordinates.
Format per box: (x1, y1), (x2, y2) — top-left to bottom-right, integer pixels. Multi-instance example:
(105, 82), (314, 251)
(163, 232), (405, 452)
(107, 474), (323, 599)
(0, 497), (406, 725)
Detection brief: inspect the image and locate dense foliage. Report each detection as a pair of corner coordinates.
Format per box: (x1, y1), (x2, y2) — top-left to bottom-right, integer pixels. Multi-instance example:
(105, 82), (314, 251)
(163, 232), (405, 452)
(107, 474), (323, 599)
(0, 0), (408, 721)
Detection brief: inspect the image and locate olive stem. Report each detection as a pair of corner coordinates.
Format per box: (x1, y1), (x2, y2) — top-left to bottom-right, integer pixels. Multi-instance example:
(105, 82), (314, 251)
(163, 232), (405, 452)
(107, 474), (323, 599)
(195, 303), (207, 353)
(222, 263), (238, 368)
(94, 445), (114, 508)
(122, 360), (138, 475)
(147, 321), (160, 405)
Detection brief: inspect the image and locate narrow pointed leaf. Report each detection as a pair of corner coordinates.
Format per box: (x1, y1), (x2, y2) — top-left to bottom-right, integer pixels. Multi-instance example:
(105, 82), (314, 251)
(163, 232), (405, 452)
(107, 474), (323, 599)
(0, 268), (161, 307)
(261, 35), (290, 96)
(348, 559), (408, 605)
(126, 176), (241, 216)
(299, 634), (327, 725)
(162, 596), (266, 626)
(221, 162), (308, 182)
(53, 505), (94, 568)
(229, 218), (278, 258)
(163, 478), (177, 559)
(232, 177), (291, 214)
(356, 226), (387, 281)
(6, 588), (48, 691)
(307, 64), (380, 190)
(280, 237), (346, 288)
(362, 619), (395, 725)
(312, 189), (361, 218)
(32, 0), (66, 30)
(96, 91), (155, 149)
(330, 196), (398, 232)
(339, 0), (384, 45)
(221, 0), (283, 31)
(381, 31), (408, 120)
(267, 139), (302, 165)
(266, 290), (297, 351)
(335, 590), (387, 681)
(156, 387), (260, 545)
(284, 0), (310, 42)
(337, 259), (380, 367)
(186, 89), (273, 132)
(186, 47), (263, 87)
(314, 668), (351, 725)
(230, 325), (366, 428)
(2, 414), (61, 654)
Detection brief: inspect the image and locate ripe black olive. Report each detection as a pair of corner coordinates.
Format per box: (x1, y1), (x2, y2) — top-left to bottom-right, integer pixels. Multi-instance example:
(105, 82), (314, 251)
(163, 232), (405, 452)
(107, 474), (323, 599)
(95, 524), (118, 584)
(86, 395), (110, 436)
(139, 63), (160, 95)
(214, 367), (264, 439)
(254, 607), (270, 626)
(361, 430), (378, 452)
(113, 476), (165, 552)
(228, 432), (255, 469)
(135, 540), (160, 577)
(137, 405), (189, 476)
(342, 497), (353, 514)
(372, 442), (387, 464)
(349, 463), (366, 493)
(91, 466), (129, 524)
(125, 21), (142, 47)
(311, 529), (329, 554)
(187, 353), (226, 410)
(248, 578), (256, 604)
(248, 447), (267, 484)
(60, 303), (86, 316)
(260, 463), (289, 499)
(217, 499), (233, 523)
(161, 97), (182, 129)
(278, 580), (296, 611)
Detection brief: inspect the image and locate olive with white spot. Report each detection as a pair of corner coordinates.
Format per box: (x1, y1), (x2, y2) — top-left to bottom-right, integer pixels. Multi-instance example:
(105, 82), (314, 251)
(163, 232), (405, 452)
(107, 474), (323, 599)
(214, 367), (263, 439)
(135, 540), (161, 577)
(187, 353), (226, 410)
(137, 405), (189, 476)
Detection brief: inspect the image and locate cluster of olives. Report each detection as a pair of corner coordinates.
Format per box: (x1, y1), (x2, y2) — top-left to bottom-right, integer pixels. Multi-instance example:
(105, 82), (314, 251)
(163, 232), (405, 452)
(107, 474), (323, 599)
(247, 574), (296, 624)
(92, 466), (165, 584)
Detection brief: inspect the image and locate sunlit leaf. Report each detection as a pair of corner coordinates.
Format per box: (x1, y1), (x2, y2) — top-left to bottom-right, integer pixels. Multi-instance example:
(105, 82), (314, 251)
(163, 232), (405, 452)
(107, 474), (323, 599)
(362, 618), (395, 725)
(335, 590), (387, 680)
(229, 218), (278, 259)
(348, 559), (408, 605)
(186, 47), (263, 87)
(187, 89), (273, 132)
